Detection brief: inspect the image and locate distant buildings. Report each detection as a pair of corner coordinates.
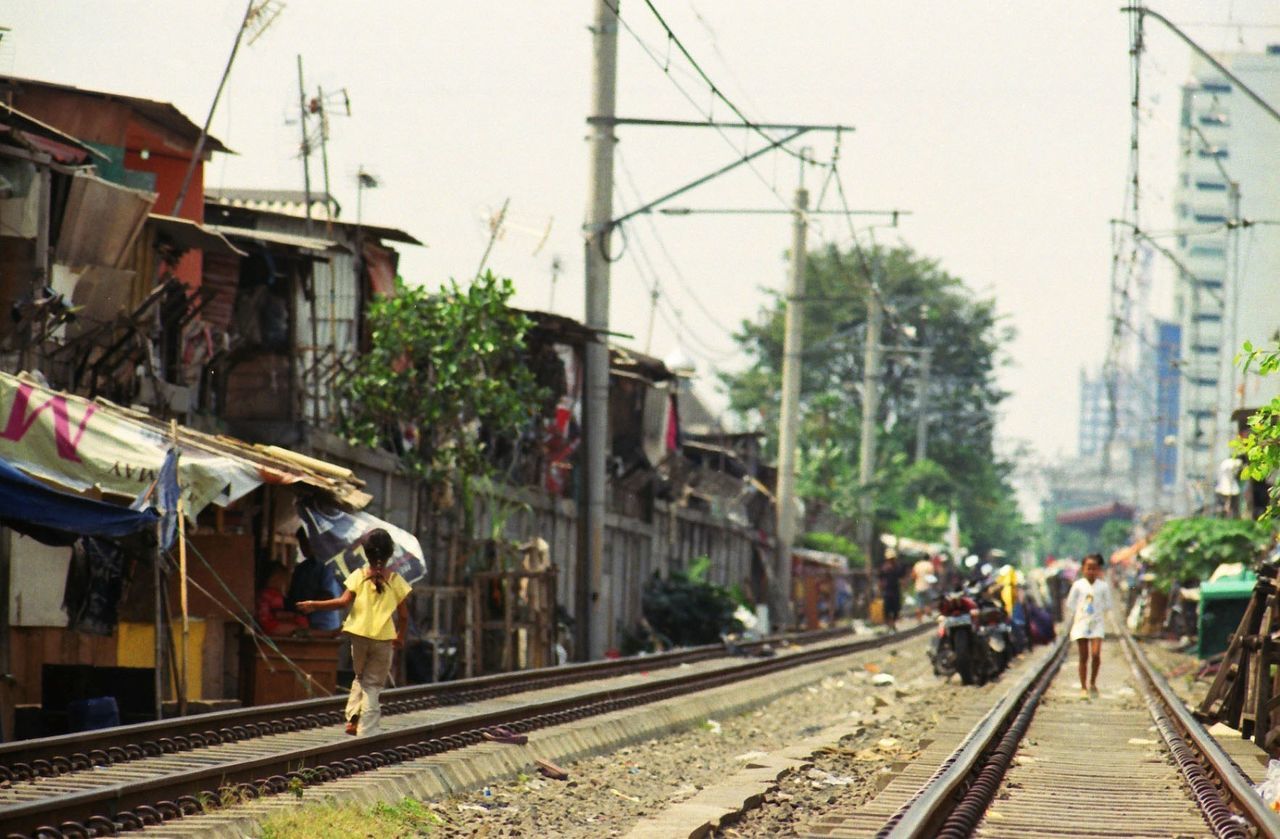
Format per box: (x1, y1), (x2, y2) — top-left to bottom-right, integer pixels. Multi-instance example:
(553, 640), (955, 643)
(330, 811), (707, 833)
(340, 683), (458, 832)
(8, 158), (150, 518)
(1171, 46), (1280, 509)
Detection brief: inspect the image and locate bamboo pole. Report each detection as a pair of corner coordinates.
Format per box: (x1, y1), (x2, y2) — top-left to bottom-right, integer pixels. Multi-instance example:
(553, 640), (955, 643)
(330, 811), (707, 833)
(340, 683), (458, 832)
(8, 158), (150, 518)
(171, 420), (189, 716)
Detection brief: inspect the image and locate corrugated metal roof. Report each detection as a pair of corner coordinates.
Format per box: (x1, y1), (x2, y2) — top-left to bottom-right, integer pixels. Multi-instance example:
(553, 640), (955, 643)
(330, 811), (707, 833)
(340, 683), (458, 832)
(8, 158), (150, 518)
(207, 224), (349, 255)
(0, 101), (107, 161)
(0, 75), (232, 154)
(204, 190), (424, 246)
(149, 214), (245, 257)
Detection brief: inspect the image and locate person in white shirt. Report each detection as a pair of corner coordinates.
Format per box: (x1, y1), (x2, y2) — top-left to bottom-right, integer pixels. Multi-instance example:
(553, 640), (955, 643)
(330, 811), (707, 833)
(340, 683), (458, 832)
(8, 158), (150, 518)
(1065, 553), (1113, 699)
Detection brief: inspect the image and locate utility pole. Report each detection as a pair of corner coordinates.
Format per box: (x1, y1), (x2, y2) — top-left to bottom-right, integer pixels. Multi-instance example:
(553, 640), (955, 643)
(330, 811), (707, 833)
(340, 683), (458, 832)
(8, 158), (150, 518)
(773, 186), (809, 631)
(580, 0), (619, 661)
(1226, 179), (1242, 414)
(317, 85), (333, 226)
(171, 0), (257, 217)
(914, 348), (932, 463)
(858, 293), (882, 589)
(296, 55), (313, 235)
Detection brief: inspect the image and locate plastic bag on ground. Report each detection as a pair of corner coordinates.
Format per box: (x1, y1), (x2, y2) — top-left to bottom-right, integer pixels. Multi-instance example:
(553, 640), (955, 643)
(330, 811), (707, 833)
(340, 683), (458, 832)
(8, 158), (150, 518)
(1253, 759), (1280, 812)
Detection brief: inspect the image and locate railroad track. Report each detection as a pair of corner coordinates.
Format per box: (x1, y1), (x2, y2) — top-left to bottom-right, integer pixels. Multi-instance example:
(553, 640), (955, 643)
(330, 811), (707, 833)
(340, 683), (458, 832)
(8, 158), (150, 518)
(0, 625), (850, 786)
(800, 626), (1280, 838)
(0, 623), (927, 839)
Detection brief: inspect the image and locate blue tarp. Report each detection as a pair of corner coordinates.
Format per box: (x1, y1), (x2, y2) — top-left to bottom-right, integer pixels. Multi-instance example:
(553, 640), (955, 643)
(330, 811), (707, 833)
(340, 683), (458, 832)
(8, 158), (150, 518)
(0, 457), (158, 543)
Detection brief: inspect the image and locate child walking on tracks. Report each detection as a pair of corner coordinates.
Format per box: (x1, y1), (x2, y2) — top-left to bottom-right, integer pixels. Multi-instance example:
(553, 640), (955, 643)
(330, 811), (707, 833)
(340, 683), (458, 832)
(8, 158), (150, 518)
(1065, 553), (1113, 699)
(297, 529), (411, 735)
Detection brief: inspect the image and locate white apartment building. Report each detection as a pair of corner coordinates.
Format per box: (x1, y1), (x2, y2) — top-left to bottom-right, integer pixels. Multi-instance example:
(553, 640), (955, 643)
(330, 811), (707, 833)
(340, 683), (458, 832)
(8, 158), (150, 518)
(1172, 46), (1280, 511)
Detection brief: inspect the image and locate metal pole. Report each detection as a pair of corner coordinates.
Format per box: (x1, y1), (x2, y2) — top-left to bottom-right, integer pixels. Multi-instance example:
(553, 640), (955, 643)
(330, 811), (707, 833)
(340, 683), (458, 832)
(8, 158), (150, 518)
(1227, 181), (1242, 412)
(858, 294), (883, 590)
(172, 421), (189, 717)
(915, 348), (932, 463)
(171, 0), (254, 217)
(580, 0), (618, 661)
(297, 55), (313, 236)
(773, 187), (808, 631)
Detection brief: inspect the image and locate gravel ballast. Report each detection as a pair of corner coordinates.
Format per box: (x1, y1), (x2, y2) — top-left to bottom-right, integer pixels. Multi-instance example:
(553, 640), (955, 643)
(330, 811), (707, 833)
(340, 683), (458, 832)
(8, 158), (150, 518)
(422, 629), (1041, 838)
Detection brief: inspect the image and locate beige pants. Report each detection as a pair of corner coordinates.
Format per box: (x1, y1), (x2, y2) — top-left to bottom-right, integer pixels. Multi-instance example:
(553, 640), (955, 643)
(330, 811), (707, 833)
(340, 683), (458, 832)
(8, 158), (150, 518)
(345, 635), (394, 735)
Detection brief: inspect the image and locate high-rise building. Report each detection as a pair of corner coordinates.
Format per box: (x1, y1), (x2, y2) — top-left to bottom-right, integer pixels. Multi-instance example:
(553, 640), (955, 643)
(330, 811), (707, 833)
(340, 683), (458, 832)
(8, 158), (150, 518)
(1172, 46), (1280, 511)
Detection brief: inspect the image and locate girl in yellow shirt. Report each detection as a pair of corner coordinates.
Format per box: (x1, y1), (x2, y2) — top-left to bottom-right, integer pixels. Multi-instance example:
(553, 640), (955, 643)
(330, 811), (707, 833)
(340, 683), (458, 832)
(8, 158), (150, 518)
(297, 529), (412, 735)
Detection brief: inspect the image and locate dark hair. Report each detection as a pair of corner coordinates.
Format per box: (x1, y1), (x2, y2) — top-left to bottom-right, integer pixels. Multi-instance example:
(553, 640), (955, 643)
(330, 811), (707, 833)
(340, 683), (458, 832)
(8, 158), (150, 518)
(363, 529), (394, 593)
(1083, 553), (1104, 567)
(364, 529), (394, 564)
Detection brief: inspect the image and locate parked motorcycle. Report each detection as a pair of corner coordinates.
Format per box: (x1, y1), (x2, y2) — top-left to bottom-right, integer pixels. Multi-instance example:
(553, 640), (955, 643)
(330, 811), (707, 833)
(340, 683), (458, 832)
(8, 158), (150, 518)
(929, 578), (1017, 685)
(929, 586), (981, 685)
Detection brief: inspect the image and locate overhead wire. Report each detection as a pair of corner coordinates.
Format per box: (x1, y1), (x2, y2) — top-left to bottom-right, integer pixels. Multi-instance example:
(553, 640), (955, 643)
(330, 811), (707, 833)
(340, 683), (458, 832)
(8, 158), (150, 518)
(601, 0), (807, 211)
(615, 148), (739, 337)
(633, 0), (820, 167)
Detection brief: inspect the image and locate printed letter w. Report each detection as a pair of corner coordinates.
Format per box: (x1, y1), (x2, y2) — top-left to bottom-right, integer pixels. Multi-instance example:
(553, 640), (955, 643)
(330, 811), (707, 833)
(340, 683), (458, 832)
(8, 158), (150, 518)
(0, 384), (97, 463)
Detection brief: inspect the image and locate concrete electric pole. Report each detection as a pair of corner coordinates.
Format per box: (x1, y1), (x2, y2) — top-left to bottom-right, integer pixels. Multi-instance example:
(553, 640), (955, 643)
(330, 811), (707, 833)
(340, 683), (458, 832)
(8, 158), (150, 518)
(858, 293), (883, 584)
(915, 348), (932, 463)
(773, 186), (809, 631)
(580, 0), (619, 660)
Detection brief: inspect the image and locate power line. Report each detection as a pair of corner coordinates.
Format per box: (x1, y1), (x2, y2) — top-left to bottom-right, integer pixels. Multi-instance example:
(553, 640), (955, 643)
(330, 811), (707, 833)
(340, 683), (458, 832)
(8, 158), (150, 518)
(612, 186), (741, 364)
(602, 0), (806, 210)
(632, 0), (819, 167)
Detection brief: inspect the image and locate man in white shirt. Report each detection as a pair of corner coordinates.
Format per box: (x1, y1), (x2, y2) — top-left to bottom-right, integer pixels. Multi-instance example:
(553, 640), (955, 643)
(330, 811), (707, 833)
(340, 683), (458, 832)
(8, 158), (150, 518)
(1064, 553), (1113, 699)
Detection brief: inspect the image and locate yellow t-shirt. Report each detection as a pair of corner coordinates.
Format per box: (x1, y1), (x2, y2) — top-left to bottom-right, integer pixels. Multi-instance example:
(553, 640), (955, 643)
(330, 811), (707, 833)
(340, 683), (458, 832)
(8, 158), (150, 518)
(341, 568), (412, 641)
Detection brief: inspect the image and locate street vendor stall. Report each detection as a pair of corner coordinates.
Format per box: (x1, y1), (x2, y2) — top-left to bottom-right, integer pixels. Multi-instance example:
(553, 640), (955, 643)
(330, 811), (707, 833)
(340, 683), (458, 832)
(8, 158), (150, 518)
(0, 371), (427, 736)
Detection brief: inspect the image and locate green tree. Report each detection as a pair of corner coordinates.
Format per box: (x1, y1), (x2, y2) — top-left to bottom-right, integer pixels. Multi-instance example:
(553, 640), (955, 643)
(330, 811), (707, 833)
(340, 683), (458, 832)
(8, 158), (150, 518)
(339, 272), (545, 492)
(723, 243), (1025, 553)
(1148, 517), (1274, 591)
(1235, 340), (1280, 519)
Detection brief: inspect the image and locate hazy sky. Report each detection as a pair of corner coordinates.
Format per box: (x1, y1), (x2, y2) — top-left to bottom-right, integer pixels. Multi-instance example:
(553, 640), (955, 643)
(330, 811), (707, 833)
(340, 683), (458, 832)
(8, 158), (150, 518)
(7, 1), (1280, 470)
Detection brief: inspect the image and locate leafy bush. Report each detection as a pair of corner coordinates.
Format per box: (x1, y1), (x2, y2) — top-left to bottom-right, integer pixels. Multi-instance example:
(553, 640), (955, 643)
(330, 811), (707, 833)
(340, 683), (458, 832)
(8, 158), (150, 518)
(1148, 517), (1275, 591)
(1236, 341), (1280, 519)
(631, 557), (743, 651)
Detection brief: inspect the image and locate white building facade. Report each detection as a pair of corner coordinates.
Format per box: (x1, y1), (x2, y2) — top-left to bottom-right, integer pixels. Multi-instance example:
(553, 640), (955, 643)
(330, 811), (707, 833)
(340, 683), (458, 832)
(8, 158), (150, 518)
(1172, 46), (1280, 511)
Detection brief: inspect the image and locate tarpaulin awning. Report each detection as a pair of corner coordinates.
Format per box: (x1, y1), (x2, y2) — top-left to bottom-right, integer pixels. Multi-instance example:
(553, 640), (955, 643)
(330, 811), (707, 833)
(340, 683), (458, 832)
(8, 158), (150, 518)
(0, 456), (157, 543)
(0, 371), (370, 517)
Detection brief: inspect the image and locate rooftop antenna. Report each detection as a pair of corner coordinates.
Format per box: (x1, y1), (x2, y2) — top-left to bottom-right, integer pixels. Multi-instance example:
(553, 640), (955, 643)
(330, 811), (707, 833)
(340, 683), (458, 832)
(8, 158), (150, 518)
(244, 0), (285, 46)
(313, 83), (352, 230)
(549, 254), (563, 311)
(171, 0), (281, 217)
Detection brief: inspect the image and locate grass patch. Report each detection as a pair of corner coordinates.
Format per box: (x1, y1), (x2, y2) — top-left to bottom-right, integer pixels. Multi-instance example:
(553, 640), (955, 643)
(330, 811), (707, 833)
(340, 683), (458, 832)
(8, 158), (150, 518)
(260, 797), (441, 838)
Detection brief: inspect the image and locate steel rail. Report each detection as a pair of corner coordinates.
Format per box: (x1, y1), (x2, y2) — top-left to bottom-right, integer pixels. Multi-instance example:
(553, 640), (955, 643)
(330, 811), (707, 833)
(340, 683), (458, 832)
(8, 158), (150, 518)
(0, 625), (850, 783)
(0, 624), (931, 838)
(1120, 630), (1280, 837)
(874, 625), (1279, 839)
(878, 637), (1067, 839)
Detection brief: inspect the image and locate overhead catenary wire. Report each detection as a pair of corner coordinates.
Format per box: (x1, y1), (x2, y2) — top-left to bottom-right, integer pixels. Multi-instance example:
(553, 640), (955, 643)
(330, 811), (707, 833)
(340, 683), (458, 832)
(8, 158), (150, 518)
(615, 148), (739, 338)
(630, 0), (822, 168)
(601, 0), (811, 212)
